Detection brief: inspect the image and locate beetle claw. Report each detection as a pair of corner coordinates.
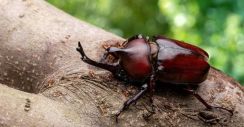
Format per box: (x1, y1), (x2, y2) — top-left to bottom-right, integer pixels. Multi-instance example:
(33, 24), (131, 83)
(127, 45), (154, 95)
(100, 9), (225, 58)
(114, 104), (128, 123)
(115, 112), (121, 123)
(210, 106), (234, 116)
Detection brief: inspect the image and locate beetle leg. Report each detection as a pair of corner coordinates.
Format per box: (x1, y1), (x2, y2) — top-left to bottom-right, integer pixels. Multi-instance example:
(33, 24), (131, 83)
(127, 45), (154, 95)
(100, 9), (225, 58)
(137, 75), (157, 121)
(185, 89), (233, 115)
(115, 83), (148, 122)
(148, 74), (156, 113)
(76, 42), (117, 73)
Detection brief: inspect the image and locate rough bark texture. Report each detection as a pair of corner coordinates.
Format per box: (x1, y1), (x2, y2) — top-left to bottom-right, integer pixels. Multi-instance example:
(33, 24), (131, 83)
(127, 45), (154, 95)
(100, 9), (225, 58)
(0, 0), (243, 127)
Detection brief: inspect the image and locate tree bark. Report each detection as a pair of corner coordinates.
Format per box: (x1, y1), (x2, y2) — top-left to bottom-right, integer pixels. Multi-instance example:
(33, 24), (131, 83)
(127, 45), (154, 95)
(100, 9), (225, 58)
(0, 0), (243, 127)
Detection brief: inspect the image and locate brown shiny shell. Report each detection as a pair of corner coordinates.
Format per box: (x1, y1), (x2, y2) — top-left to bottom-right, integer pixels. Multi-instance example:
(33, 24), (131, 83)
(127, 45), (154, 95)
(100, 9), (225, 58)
(117, 35), (152, 79)
(153, 36), (210, 84)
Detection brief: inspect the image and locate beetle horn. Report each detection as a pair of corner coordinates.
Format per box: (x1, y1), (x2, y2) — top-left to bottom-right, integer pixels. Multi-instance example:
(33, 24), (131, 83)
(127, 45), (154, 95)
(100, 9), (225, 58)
(76, 42), (117, 73)
(107, 47), (125, 53)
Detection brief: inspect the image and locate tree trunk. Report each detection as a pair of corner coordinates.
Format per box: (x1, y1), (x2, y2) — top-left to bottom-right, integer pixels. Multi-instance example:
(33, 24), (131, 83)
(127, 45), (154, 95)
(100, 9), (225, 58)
(0, 0), (243, 126)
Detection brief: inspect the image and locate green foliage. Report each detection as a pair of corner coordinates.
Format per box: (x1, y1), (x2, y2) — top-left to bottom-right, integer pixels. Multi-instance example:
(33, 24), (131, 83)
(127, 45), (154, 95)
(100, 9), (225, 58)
(47, 0), (244, 85)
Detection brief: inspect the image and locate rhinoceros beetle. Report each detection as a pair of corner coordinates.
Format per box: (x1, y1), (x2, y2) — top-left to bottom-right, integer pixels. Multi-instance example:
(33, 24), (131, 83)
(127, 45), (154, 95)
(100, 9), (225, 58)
(76, 34), (233, 121)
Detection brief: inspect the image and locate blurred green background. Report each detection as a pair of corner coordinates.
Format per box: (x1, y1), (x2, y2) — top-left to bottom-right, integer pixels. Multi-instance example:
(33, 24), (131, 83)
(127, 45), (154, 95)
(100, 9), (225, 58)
(47, 0), (244, 85)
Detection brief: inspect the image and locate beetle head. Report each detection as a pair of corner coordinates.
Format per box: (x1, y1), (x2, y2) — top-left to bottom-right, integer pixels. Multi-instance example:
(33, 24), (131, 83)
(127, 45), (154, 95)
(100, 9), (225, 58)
(106, 35), (153, 80)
